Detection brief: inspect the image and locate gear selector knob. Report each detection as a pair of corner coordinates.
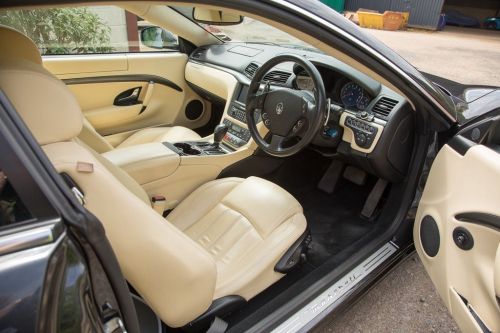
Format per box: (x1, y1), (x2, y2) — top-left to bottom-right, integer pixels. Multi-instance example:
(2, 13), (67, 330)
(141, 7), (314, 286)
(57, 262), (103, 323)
(213, 124), (228, 145)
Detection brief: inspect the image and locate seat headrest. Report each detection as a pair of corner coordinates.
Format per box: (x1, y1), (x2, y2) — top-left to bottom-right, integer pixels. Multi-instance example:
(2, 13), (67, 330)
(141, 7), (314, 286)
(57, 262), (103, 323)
(0, 25), (42, 65)
(0, 59), (83, 145)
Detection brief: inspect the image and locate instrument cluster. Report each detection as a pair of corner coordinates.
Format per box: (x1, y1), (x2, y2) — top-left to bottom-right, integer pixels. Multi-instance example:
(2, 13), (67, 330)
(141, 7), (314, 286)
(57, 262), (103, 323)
(293, 67), (373, 111)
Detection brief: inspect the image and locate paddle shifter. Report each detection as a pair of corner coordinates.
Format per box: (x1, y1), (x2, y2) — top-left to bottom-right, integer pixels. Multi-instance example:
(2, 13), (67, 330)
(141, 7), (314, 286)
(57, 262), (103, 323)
(213, 124), (228, 147)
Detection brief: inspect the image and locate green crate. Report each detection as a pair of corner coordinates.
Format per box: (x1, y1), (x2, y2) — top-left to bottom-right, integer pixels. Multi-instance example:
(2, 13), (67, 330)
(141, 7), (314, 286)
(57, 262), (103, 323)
(320, 0), (345, 13)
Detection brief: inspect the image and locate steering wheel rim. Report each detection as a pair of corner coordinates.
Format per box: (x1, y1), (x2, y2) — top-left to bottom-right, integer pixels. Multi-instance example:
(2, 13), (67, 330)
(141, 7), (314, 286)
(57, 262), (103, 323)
(246, 54), (327, 157)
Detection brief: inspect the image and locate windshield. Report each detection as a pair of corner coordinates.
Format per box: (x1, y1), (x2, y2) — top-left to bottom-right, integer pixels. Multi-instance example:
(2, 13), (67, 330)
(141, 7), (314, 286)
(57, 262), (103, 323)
(201, 17), (320, 51)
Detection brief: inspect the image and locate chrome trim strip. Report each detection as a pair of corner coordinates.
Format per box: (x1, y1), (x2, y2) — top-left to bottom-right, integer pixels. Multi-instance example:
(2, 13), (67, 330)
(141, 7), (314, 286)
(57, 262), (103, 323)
(271, 242), (398, 333)
(270, 0), (455, 122)
(0, 225), (55, 256)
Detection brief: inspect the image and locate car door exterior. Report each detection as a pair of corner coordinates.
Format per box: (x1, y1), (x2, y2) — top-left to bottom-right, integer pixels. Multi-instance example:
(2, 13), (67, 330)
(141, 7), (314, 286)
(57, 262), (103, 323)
(415, 115), (500, 332)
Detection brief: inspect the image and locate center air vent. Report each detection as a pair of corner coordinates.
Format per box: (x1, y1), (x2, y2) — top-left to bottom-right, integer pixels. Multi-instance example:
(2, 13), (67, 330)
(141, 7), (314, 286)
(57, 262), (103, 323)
(191, 47), (207, 59)
(263, 70), (292, 85)
(372, 97), (398, 119)
(245, 63), (259, 78)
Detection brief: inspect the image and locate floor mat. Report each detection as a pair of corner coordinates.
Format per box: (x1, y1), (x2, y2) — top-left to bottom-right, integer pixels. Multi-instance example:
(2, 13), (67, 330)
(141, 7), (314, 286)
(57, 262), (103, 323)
(262, 149), (377, 268)
(226, 149), (383, 328)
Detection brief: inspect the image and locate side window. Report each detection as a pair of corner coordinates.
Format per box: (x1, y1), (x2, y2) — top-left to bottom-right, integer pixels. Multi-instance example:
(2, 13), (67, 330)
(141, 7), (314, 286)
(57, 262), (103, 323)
(0, 170), (33, 228)
(0, 6), (179, 55)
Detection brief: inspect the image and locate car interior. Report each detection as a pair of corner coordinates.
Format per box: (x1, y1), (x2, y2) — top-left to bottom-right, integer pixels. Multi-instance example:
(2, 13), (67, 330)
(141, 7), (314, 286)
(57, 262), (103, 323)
(0, 3), (422, 332)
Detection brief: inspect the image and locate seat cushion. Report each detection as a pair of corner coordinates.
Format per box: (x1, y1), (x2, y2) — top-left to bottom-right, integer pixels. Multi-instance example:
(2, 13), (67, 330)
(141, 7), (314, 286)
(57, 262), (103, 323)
(167, 177), (307, 300)
(117, 126), (201, 148)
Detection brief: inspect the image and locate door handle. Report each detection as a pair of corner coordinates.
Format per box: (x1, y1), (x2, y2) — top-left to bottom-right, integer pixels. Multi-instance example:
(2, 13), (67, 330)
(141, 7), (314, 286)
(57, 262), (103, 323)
(114, 87), (142, 106)
(138, 81), (155, 114)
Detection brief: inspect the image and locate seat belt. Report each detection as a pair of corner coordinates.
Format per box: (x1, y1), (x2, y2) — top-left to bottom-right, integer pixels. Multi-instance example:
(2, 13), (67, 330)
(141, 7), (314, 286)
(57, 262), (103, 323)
(152, 195), (167, 216)
(60, 172), (85, 206)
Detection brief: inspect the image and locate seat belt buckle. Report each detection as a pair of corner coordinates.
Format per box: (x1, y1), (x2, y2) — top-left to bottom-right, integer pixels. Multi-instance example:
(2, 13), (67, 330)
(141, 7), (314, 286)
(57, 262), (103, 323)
(152, 195), (167, 216)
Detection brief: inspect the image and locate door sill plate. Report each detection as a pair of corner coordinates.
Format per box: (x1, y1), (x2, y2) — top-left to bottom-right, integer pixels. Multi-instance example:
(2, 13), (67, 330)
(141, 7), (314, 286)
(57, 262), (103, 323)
(272, 242), (398, 333)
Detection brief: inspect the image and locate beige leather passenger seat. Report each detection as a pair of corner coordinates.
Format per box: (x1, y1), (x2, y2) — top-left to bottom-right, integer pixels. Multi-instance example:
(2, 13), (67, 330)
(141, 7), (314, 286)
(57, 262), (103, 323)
(0, 25), (201, 154)
(0, 25), (308, 328)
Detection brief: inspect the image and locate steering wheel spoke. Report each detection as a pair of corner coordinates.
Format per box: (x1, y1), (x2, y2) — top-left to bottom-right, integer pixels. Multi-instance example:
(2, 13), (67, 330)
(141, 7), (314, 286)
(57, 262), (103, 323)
(248, 90), (269, 110)
(304, 100), (317, 122)
(268, 134), (286, 151)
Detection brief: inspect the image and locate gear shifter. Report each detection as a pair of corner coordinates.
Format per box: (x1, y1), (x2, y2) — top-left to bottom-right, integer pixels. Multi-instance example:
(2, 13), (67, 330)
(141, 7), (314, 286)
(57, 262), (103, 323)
(213, 124), (228, 147)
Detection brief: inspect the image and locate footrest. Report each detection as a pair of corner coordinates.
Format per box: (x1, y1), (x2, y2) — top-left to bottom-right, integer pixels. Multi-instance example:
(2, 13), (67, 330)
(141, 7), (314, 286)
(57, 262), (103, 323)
(361, 178), (389, 219)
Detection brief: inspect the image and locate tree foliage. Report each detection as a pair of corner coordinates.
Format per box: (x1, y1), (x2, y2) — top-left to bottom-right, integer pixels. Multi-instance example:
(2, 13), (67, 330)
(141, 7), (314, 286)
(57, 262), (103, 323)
(0, 8), (113, 54)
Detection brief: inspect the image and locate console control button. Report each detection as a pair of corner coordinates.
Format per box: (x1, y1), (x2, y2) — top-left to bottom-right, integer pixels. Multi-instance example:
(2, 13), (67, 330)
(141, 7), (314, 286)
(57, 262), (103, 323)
(344, 115), (378, 149)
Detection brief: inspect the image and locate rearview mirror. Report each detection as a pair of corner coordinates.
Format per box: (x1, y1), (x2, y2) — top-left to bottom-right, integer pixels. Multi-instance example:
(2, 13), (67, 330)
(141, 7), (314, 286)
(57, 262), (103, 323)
(192, 8), (243, 25)
(140, 26), (178, 50)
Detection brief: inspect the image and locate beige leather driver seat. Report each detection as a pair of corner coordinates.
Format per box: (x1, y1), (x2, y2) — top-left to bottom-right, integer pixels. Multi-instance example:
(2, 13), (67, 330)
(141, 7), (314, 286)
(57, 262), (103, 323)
(0, 32), (307, 328)
(0, 25), (201, 154)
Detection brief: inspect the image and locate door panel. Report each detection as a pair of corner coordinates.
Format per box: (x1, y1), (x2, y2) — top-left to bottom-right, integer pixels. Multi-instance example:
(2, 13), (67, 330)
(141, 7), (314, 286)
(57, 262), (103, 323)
(43, 53), (210, 138)
(415, 143), (500, 332)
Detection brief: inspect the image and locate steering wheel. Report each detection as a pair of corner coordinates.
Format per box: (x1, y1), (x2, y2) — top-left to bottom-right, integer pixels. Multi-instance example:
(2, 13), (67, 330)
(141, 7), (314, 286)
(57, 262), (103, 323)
(246, 54), (327, 157)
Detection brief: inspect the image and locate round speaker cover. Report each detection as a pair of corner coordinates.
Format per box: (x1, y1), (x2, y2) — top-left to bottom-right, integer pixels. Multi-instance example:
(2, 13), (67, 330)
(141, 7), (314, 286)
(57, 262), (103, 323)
(186, 100), (203, 120)
(420, 215), (440, 257)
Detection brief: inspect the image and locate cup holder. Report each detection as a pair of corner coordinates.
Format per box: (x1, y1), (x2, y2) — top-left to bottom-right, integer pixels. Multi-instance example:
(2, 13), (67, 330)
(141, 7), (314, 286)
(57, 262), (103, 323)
(173, 142), (201, 155)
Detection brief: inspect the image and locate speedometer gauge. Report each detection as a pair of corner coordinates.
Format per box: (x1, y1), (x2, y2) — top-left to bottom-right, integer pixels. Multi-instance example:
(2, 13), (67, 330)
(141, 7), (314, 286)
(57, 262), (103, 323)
(356, 94), (371, 110)
(340, 82), (363, 108)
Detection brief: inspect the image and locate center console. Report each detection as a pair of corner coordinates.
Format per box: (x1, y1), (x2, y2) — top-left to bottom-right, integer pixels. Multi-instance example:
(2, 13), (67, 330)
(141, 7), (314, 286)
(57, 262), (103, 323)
(222, 119), (251, 148)
(222, 84), (262, 149)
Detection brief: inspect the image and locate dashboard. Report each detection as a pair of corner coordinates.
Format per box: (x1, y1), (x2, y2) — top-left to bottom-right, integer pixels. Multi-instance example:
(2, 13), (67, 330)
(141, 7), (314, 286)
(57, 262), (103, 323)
(187, 43), (415, 182)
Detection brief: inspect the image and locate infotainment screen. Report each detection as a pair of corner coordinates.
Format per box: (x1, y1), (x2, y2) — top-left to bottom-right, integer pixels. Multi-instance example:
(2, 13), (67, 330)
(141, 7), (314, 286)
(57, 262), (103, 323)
(237, 85), (249, 104)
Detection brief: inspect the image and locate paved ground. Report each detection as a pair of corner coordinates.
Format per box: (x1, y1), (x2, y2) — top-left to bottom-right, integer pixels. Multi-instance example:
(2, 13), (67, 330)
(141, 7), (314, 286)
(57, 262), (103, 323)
(313, 254), (460, 333)
(366, 26), (500, 86)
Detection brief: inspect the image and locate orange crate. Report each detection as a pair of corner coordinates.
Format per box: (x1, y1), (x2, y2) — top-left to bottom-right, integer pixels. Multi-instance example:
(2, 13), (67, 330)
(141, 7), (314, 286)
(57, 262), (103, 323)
(383, 11), (404, 31)
(401, 12), (410, 29)
(358, 11), (384, 29)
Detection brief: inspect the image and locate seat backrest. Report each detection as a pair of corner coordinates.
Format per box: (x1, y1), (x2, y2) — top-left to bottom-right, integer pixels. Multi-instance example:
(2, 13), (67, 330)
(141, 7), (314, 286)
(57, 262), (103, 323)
(0, 26), (217, 328)
(0, 25), (114, 153)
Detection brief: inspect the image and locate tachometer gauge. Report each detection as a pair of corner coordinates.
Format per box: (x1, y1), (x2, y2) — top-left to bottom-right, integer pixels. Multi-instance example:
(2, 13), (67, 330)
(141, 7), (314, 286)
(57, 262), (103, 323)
(340, 82), (363, 108)
(356, 94), (371, 110)
(295, 74), (314, 91)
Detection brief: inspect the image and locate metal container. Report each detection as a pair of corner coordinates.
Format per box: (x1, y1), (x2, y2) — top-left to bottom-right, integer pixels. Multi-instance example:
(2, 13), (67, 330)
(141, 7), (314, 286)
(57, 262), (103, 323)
(345, 0), (445, 30)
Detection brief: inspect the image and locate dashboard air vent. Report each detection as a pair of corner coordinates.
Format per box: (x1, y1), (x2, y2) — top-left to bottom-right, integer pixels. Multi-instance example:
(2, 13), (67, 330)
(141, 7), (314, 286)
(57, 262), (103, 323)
(191, 47), (207, 59)
(263, 70), (292, 85)
(245, 62), (259, 78)
(372, 97), (398, 118)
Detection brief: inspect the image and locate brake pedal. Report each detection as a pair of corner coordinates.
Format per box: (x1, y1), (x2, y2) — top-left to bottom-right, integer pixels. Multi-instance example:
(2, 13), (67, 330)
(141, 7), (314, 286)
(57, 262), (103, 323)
(317, 159), (345, 194)
(361, 178), (389, 219)
(343, 166), (367, 186)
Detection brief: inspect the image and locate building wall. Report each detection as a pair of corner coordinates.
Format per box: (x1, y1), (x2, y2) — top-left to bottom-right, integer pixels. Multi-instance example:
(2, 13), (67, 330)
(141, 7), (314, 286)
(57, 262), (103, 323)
(88, 6), (129, 52)
(345, 0), (446, 30)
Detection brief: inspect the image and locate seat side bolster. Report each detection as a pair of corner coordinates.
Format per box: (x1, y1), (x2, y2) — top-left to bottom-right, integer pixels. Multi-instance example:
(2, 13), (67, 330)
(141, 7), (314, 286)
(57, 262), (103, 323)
(214, 213), (307, 300)
(43, 141), (217, 328)
(78, 117), (114, 153)
(221, 176), (303, 238)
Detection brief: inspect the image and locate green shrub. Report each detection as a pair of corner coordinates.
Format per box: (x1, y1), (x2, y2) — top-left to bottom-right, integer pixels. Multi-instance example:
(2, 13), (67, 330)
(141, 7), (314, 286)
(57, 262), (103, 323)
(0, 8), (113, 54)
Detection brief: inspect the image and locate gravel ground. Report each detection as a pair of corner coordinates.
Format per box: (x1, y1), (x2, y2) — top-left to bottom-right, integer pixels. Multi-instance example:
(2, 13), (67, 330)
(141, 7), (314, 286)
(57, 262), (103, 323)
(313, 254), (460, 333)
(366, 26), (500, 86)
